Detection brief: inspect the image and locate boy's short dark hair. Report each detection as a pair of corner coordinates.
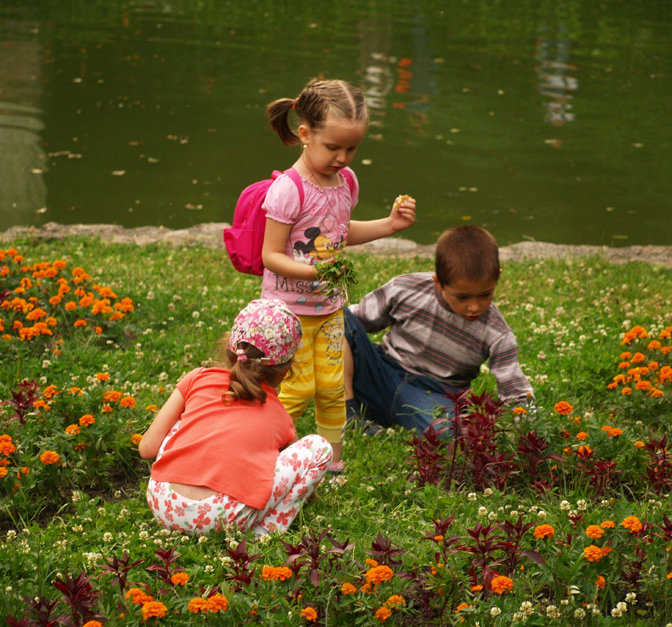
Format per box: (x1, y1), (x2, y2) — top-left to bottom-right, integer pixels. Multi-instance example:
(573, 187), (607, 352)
(435, 225), (500, 286)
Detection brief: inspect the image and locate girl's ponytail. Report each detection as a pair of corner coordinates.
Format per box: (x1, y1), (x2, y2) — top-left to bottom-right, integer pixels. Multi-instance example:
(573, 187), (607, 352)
(266, 98), (299, 146)
(216, 337), (292, 404)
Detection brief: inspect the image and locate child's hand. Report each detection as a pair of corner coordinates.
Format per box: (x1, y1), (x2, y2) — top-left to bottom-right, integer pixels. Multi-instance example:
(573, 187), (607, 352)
(389, 195), (416, 232)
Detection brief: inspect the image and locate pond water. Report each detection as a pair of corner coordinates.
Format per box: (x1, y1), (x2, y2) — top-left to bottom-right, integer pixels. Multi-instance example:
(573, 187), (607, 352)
(1, 0), (671, 247)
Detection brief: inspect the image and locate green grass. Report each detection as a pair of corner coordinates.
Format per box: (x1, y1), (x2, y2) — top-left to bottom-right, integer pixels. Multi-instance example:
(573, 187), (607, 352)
(1, 238), (671, 625)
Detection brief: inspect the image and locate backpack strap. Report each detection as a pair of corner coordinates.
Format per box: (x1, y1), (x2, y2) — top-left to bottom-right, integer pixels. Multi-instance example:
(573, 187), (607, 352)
(284, 168), (305, 207)
(340, 167), (356, 197)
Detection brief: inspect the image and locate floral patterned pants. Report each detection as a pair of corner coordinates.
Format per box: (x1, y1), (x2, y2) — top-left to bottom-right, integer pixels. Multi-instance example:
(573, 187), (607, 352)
(146, 424), (332, 536)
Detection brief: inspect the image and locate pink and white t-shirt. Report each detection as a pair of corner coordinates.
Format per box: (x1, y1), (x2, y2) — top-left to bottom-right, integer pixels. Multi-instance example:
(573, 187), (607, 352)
(261, 167), (359, 316)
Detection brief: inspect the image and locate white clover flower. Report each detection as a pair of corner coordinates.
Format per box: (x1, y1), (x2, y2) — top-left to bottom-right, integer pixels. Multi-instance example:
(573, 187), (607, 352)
(576, 499), (588, 511)
(510, 510), (519, 518)
(198, 535), (208, 544)
(468, 492), (477, 501)
(600, 499), (610, 507)
(616, 602), (627, 612)
(488, 511), (498, 521)
(490, 607), (502, 617)
(478, 506), (488, 517)
(574, 608), (586, 619)
(204, 564), (215, 573)
(560, 500), (571, 511)
(625, 592), (636, 604)
(611, 608), (622, 618)
(139, 530), (149, 541)
(103, 532), (113, 543)
(569, 585), (581, 596)
(560, 599), (569, 606)
(114, 490), (122, 499)
(546, 605), (561, 618)
(483, 488), (493, 497)
(7, 530), (17, 540)
(71, 525), (83, 533)
(537, 510), (547, 519)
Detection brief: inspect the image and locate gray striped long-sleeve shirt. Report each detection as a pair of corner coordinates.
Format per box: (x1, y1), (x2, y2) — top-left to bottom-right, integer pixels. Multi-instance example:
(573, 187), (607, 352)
(349, 272), (534, 403)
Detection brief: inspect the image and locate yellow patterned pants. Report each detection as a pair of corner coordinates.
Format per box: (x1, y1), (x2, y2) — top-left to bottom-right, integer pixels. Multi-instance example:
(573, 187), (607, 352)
(279, 310), (345, 444)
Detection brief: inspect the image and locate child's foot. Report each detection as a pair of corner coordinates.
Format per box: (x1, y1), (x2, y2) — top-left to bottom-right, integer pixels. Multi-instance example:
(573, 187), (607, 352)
(345, 399), (384, 436)
(327, 460), (346, 474)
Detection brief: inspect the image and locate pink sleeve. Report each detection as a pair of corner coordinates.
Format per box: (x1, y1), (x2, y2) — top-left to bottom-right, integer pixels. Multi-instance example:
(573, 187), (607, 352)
(262, 174), (303, 224)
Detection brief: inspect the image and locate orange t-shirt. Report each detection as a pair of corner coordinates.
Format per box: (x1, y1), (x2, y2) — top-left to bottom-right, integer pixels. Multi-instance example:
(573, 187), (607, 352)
(150, 367), (296, 509)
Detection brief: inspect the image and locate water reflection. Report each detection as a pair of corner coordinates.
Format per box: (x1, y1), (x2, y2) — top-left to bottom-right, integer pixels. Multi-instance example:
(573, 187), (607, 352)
(0, 32), (46, 225)
(535, 27), (578, 126)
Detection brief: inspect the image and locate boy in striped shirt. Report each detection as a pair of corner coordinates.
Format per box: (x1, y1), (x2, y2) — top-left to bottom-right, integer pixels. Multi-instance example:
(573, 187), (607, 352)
(344, 225), (533, 434)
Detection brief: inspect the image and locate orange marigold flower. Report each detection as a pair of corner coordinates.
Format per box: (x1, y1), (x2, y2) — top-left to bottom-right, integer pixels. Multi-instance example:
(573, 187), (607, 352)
(170, 572), (189, 586)
(375, 606), (392, 622)
(365, 558), (379, 567)
(513, 406), (528, 415)
(631, 352), (646, 363)
(300, 606), (318, 622)
(79, 414), (95, 426)
(188, 597), (207, 613)
(74, 319), (87, 328)
(576, 432), (589, 441)
(490, 575), (514, 594)
(648, 361), (660, 370)
(647, 340), (662, 351)
(471, 584), (483, 592)
(103, 390), (123, 402)
(586, 525), (605, 539)
(360, 582), (373, 594)
(456, 602), (473, 612)
(120, 396), (137, 408)
(43, 384), (59, 399)
(386, 595), (405, 608)
(600, 546), (613, 557)
(96, 372), (110, 381)
(618, 361), (631, 370)
(0, 435), (16, 456)
(649, 388), (665, 398)
(595, 576), (606, 589)
(65, 424), (80, 436)
(0, 467), (7, 478)
(622, 387), (632, 396)
(608, 427), (623, 437)
(102, 404), (113, 413)
(621, 516), (643, 533)
(145, 404), (158, 412)
(126, 587), (152, 605)
(141, 600), (167, 621)
(40, 450), (60, 465)
(600, 520), (615, 529)
(553, 401), (573, 415)
(577, 445), (593, 456)
(131, 433), (143, 446)
(533, 524), (555, 539)
(583, 545), (603, 562)
(341, 582), (357, 594)
(261, 565), (293, 581)
(82, 621), (104, 627)
(619, 351), (632, 360)
(205, 593), (228, 613)
(667, 572), (672, 579)
(434, 535), (444, 542)
(366, 565), (394, 585)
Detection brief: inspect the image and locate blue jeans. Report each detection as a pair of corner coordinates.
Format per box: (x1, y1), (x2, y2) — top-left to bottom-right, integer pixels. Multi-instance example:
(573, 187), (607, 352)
(344, 308), (460, 434)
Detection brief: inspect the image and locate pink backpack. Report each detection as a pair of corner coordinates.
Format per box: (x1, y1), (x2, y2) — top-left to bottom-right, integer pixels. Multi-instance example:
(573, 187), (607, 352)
(224, 167), (355, 276)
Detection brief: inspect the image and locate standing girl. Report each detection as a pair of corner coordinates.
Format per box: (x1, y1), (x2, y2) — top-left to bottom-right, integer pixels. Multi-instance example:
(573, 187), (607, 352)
(139, 299), (333, 536)
(261, 78), (416, 469)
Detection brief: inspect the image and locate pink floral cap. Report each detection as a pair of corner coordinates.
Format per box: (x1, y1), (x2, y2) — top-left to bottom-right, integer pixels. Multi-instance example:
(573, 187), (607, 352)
(229, 299), (302, 365)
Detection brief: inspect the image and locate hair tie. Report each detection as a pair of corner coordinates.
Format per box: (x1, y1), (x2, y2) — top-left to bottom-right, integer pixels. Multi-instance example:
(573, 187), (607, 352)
(292, 99), (297, 109)
(236, 348), (248, 363)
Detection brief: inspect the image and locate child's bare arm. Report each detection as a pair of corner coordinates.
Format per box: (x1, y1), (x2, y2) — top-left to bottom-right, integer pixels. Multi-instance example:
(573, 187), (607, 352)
(138, 389), (185, 459)
(347, 195), (416, 246)
(262, 217), (319, 280)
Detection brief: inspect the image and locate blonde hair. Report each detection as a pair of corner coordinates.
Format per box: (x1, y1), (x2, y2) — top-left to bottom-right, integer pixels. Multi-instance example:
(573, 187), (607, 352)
(215, 335), (292, 404)
(266, 78), (368, 146)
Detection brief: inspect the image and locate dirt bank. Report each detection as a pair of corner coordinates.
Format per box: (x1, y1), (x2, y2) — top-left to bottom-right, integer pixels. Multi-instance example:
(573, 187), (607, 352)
(2, 221), (671, 268)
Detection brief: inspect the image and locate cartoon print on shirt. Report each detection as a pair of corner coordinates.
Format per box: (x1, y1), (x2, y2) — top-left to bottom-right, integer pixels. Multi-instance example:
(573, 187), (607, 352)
(321, 316), (344, 364)
(293, 226), (343, 262)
